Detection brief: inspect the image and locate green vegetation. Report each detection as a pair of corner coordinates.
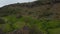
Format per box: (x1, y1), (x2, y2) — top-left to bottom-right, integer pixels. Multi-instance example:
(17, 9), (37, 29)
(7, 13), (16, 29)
(0, 0), (60, 34)
(0, 16), (60, 34)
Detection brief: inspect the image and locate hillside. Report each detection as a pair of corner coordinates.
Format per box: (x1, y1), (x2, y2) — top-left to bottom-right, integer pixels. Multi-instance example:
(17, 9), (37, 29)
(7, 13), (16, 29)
(0, 0), (60, 34)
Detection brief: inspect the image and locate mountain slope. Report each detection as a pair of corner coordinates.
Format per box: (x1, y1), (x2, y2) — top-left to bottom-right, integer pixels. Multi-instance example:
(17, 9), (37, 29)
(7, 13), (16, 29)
(0, 1), (60, 34)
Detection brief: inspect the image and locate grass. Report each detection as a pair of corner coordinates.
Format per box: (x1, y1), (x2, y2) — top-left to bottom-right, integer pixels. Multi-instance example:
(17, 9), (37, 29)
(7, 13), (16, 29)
(48, 28), (60, 34)
(0, 15), (60, 34)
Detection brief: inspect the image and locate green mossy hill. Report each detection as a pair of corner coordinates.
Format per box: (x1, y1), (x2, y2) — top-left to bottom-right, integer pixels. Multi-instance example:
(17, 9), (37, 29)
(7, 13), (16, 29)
(0, 0), (60, 34)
